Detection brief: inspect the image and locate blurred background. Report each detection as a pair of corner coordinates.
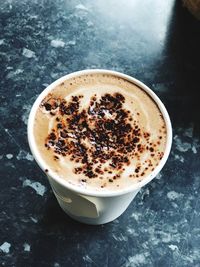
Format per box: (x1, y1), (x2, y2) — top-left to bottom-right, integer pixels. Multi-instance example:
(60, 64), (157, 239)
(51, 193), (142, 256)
(0, 0), (200, 266)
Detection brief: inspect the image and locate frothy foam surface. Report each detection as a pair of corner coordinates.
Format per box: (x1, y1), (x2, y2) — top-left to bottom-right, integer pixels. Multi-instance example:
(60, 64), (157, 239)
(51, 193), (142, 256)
(33, 73), (167, 191)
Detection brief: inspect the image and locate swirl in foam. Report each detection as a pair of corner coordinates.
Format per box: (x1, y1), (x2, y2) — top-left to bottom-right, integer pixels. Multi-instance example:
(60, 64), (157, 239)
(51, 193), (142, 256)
(33, 73), (167, 191)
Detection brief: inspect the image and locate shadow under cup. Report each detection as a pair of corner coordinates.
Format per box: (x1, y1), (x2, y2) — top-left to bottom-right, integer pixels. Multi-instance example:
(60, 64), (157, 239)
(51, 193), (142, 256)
(28, 69), (172, 225)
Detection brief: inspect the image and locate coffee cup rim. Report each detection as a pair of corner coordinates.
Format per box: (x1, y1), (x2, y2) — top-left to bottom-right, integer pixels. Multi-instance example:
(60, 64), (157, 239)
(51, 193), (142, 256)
(28, 69), (172, 197)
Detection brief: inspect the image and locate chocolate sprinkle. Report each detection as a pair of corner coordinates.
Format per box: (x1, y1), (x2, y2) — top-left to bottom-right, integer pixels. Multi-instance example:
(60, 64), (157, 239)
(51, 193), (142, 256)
(41, 92), (163, 181)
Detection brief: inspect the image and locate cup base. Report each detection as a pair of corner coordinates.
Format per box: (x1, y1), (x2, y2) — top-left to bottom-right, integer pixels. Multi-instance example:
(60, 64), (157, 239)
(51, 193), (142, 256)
(55, 190), (140, 225)
(59, 203), (123, 225)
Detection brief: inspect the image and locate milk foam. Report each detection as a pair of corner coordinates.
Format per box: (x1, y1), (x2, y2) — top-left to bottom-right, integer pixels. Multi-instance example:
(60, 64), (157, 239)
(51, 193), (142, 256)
(33, 73), (167, 191)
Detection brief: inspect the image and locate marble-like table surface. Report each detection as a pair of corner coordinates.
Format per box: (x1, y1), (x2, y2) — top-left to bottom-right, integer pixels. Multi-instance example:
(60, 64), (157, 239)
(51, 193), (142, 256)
(0, 0), (200, 266)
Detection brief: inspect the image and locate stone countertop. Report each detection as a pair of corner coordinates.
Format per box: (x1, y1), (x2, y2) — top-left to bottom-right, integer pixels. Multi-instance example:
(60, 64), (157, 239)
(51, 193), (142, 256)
(0, 0), (200, 266)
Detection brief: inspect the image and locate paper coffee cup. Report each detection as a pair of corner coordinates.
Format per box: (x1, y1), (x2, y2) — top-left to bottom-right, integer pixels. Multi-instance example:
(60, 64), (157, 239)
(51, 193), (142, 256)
(28, 69), (172, 225)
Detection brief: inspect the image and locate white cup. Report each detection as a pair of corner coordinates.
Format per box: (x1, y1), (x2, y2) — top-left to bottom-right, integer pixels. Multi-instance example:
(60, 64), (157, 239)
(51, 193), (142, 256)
(28, 69), (172, 225)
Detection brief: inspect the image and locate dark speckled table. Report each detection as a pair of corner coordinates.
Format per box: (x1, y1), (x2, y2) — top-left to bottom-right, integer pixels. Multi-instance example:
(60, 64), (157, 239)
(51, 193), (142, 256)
(0, 0), (200, 266)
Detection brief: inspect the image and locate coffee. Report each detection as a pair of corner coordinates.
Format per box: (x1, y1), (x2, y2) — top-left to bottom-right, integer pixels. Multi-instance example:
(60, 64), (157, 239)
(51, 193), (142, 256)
(33, 73), (167, 191)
